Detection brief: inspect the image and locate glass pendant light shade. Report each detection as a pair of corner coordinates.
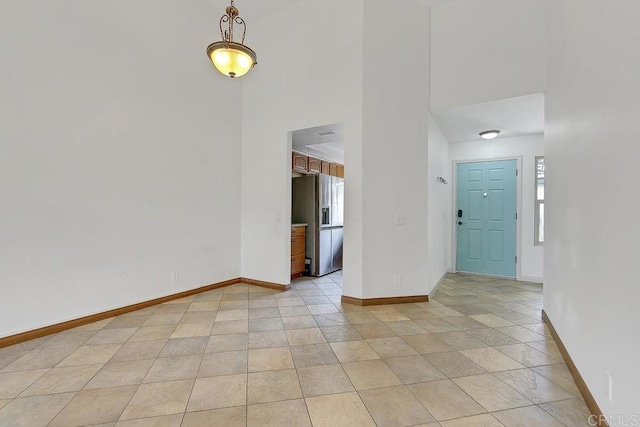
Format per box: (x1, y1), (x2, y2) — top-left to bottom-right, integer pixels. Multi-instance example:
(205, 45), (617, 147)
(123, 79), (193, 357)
(207, 1), (257, 79)
(207, 41), (257, 78)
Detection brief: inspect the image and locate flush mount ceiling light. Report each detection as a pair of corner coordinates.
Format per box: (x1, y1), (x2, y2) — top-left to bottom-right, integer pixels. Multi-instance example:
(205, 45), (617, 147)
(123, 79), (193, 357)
(479, 130), (501, 140)
(206, 0), (257, 78)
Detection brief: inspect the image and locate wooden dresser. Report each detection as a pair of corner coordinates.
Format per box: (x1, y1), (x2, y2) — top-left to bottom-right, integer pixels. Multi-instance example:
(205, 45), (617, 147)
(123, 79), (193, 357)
(291, 225), (306, 278)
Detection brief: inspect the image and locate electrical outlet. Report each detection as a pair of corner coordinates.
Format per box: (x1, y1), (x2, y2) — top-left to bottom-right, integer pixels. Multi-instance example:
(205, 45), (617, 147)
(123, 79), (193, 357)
(394, 214), (406, 226)
(171, 272), (179, 282)
(393, 274), (401, 290)
(605, 372), (613, 401)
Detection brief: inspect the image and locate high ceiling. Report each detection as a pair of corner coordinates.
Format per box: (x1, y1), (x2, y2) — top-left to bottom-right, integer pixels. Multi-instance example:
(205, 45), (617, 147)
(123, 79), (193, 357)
(421, 0), (461, 8)
(208, 0), (304, 22)
(212, 0), (542, 147)
(209, 0), (460, 23)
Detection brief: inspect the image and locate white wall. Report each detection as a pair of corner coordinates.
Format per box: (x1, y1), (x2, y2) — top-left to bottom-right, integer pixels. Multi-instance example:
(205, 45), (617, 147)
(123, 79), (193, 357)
(361, 0), (431, 298)
(545, 0), (640, 417)
(0, 1), (242, 338)
(241, 0), (433, 299)
(430, 0), (548, 110)
(449, 134), (544, 281)
(427, 115), (452, 290)
(240, 0), (365, 296)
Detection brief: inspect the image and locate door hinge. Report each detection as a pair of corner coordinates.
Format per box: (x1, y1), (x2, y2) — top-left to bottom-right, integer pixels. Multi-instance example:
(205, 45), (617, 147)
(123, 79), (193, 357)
(516, 169), (518, 176)
(515, 212), (518, 219)
(515, 256), (518, 263)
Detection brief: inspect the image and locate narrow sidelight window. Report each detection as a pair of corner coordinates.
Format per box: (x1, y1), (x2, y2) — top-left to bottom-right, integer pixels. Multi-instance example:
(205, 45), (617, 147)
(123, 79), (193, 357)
(535, 156), (545, 245)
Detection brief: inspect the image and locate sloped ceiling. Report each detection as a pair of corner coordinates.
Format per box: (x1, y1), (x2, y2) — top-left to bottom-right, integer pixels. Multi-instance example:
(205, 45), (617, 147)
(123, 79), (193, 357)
(431, 93), (544, 144)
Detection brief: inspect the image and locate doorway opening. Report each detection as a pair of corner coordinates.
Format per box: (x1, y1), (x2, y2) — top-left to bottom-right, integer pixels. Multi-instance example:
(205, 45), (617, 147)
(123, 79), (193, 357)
(288, 123), (345, 295)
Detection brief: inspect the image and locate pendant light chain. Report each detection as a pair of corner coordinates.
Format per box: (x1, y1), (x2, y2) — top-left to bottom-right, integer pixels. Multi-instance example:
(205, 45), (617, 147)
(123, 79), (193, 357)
(228, 11), (234, 44)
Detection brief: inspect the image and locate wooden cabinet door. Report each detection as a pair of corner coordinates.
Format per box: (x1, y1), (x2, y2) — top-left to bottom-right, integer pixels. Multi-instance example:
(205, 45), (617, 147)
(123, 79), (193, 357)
(292, 153), (308, 172)
(291, 254), (305, 275)
(337, 164), (344, 178)
(329, 163), (338, 176)
(291, 226), (306, 276)
(291, 234), (305, 256)
(308, 157), (322, 173)
(321, 161), (330, 174)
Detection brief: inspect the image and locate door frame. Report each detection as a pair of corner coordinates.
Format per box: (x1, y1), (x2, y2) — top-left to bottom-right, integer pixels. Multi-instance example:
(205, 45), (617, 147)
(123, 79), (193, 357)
(451, 156), (523, 281)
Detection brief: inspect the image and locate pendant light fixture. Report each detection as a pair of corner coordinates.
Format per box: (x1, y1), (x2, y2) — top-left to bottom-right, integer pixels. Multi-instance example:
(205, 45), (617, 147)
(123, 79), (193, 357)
(206, 0), (257, 78)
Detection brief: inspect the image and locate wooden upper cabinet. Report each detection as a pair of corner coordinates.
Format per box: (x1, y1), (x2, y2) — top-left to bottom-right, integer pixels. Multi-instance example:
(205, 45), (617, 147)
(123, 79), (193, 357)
(321, 161), (330, 174)
(292, 152), (308, 172)
(308, 157), (322, 173)
(293, 152), (343, 178)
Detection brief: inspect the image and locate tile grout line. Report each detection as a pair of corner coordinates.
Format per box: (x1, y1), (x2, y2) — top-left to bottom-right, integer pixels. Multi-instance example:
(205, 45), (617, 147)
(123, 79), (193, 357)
(114, 305), (181, 424)
(1, 273), (593, 426)
(45, 317), (153, 425)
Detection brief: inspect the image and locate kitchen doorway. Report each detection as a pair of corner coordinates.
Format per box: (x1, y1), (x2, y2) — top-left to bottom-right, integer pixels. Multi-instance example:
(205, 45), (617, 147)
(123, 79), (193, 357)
(288, 123), (345, 293)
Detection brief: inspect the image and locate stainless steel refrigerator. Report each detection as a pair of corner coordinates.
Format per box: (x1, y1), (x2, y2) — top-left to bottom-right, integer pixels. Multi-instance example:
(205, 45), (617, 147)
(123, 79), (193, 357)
(292, 173), (344, 276)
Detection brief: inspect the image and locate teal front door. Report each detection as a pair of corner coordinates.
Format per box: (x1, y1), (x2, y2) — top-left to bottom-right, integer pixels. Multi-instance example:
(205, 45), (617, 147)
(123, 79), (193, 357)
(456, 160), (517, 278)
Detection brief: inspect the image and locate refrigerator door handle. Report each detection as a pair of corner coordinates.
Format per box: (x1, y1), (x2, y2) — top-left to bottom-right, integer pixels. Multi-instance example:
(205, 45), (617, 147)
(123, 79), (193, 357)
(321, 206), (330, 225)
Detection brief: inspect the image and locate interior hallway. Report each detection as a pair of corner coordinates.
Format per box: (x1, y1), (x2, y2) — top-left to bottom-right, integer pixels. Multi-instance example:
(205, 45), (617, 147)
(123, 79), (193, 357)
(0, 273), (590, 426)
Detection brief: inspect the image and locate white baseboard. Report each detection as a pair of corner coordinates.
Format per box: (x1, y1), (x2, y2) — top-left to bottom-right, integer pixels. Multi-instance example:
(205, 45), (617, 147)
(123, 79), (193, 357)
(519, 275), (543, 283)
(448, 269), (543, 284)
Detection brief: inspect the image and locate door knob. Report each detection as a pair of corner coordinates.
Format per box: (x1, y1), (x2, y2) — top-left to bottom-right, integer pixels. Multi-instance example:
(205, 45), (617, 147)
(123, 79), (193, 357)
(458, 221), (464, 225)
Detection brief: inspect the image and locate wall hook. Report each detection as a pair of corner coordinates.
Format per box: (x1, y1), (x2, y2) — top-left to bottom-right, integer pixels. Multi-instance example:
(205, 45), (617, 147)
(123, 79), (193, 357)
(437, 176), (448, 185)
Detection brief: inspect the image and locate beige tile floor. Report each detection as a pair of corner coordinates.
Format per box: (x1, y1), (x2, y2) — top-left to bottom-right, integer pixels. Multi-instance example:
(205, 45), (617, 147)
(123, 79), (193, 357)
(0, 272), (593, 426)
